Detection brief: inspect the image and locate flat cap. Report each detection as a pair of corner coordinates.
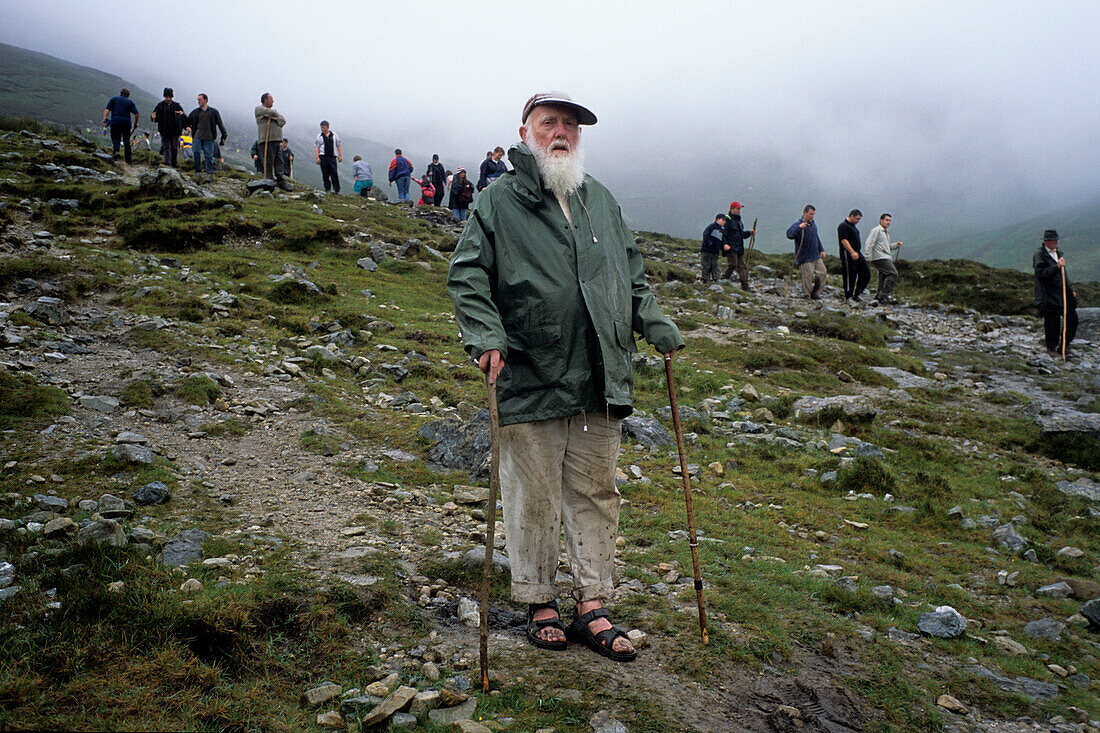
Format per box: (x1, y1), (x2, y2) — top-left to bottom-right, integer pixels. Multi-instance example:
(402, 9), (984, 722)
(521, 92), (597, 126)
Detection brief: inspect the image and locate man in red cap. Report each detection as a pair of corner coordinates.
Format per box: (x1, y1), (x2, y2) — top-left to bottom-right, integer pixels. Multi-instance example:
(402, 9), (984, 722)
(449, 92), (683, 663)
(722, 201), (756, 290)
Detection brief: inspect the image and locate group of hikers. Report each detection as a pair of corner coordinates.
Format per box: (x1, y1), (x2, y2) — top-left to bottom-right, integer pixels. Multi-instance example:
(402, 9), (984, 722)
(102, 87), (511, 220)
(700, 205), (903, 304)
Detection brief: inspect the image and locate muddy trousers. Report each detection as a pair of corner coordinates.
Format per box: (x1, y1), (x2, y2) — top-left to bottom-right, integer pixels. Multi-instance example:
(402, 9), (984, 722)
(700, 251), (721, 282)
(723, 251), (749, 288)
(499, 412), (622, 604)
(799, 257), (827, 298)
(872, 258), (898, 299)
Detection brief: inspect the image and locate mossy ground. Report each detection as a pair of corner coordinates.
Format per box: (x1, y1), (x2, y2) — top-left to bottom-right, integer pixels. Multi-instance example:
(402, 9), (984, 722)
(0, 122), (1097, 731)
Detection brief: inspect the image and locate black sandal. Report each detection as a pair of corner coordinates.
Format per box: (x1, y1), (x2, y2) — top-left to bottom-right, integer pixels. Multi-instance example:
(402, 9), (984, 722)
(526, 600), (568, 651)
(567, 607), (636, 662)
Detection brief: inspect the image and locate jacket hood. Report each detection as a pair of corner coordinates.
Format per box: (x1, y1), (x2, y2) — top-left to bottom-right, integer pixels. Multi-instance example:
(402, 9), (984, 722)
(507, 143), (543, 207)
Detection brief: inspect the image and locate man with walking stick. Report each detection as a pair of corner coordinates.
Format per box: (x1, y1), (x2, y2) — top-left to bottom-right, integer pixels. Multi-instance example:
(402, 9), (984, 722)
(722, 201), (756, 291)
(254, 93), (292, 191)
(1034, 229), (1078, 359)
(449, 92), (685, 665)
(786, 205), (826, 300)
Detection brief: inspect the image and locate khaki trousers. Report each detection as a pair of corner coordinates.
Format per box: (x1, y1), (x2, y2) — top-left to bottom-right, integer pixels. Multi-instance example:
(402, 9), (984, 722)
(800, 257), (827, 298)
(499, 412), (622, 603)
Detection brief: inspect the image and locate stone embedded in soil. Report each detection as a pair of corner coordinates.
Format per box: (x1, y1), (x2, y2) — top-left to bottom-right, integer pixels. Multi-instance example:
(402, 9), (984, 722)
(359, 685), (417, 728)
(161, 529), (210, 567)
(77, 519), (127, 547)
(132, 481), (171, 505)
(917, 606), (966, 638)
(427, 698), (477, 725)
(113, 443), (156, 465)
(409, 689), (441, 718)
(315, 711), (343, 729)
(1036, 581), (1073, 599)
(1023, 618), (1065, 641)
(991, 523), (1027, 552)
(302, 682), (342, 706)
(1081, 598), (1100, 628)
(936, 694), (967, 714)
(43, 517), (77, 539)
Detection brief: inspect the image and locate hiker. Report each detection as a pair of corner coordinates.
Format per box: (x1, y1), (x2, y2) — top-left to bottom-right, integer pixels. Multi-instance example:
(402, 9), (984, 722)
(388, 149), (413, 201)
(413, 175), (435, 206)
(786, 205), (826, 299)
(448, 167), (474, 220)
(477, 146), (508, 191)
(185, 93), (227, 177)
(151, 88), (185, 167)
(426, 155), (447, 206)
(255, 93), (291, 190)
(865, 213), (902, 303)
(352, 155), (374, 198)
(280, 140), (294, 178)
(722, 201), (756, 290)
(250, 141), (263, 172)
(837, 209), (870, 301)
(179, 134), (193, 161)
(102, 88), (140, 164)
(315, 121), (342, 193)
(1034, 229), (1078, 357)
(448, 92), (683, 663)
(700, 213), (728, 283)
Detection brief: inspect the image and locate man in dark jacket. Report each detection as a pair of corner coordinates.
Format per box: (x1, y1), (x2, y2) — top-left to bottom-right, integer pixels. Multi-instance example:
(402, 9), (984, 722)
(837, 209), (870, 301)
(427, 155), (447, 206)
(449, 92), (683, 663)
(700, 213), (728, 282)
(722, 201), (756, 290)
(1034, 229), (1078, 357)
(102, 88), (140, 163)
(280, 140), (294, 179)
(151, 88), (185, 167)
(786, 205), (826, 299)
(186, 93), (227, 177)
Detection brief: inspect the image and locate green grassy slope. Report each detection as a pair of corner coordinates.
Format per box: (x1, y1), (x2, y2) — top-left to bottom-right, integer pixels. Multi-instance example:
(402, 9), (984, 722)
(0, 43), (159, 130)
(921, 197), (1100, 283)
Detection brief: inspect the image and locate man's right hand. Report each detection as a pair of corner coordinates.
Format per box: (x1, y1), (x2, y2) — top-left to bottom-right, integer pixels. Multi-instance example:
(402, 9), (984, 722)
(1058, 257), (1066, 268)
(799, 222), (808, 229)
(478, 349), (505, 384)
(851, 251), (860, 260)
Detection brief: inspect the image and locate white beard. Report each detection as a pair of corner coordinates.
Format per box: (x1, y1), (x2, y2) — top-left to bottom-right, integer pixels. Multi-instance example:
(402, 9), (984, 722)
(522, 130), (585, 198)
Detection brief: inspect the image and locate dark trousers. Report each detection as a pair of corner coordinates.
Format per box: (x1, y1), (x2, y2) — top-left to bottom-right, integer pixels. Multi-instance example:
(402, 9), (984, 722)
(319, 156), (339, 192)
(259, 141), (285, 182)
(1042, 307), (1078, 351)
(700, 251), (720, 282)
(840, 249), (871, 299)
(159, 135), (179, 166)
(432, 183), (445, 206)
(723, 250), (749, 288)
(109, 123), (132, 163)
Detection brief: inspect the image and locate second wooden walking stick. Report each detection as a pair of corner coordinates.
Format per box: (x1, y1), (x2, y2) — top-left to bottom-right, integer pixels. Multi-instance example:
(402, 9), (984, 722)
(479, 374), (502, 691)
(1061, 265), (1068, 362)
(664, 352), (709, 644)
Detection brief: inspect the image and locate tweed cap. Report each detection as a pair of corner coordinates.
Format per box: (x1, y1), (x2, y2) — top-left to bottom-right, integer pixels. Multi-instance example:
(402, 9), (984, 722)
(521, 92), (597, 126)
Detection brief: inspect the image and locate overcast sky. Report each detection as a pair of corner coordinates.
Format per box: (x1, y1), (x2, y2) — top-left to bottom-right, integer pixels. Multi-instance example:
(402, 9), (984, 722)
(3, 0), (1099, 237)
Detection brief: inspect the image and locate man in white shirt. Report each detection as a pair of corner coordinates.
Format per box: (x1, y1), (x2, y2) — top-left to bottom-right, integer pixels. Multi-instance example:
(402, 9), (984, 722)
(865, 213), (902, 303)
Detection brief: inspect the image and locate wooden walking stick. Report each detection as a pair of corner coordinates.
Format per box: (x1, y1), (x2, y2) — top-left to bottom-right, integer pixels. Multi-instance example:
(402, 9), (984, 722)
(1061, 265), (1068, 362)
(479, 374), (502, 691)
(786, 226), (806, 299)
(663, 352), (709, 645)
(263, 118), (272, 180)
(746, 217), (758, 268)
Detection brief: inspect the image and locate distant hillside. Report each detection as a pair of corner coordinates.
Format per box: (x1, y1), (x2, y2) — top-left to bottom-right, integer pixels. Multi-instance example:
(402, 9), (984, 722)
(0, 43), (159, 130)
(916, 197), (1100, 283)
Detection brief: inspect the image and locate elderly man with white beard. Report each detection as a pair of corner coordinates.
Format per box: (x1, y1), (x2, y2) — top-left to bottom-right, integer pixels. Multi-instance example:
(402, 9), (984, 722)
(448, 93), (683, 662)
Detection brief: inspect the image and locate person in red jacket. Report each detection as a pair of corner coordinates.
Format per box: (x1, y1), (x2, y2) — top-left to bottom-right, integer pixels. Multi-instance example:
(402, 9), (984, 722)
(412, 176), (436, 206)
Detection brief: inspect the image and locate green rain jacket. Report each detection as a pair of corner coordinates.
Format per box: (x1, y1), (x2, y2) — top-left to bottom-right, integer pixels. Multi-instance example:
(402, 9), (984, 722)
(447, 143), (684, 426)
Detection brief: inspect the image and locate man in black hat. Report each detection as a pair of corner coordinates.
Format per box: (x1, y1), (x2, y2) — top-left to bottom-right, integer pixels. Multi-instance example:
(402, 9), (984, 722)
(151, 88), (186, 167)
(1033, 229), (1078, 357)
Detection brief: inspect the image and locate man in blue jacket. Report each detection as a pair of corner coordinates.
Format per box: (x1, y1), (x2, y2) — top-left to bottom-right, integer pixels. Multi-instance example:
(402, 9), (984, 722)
(700, 213), (728, 282)
(786, 205), (826, 299)
(388, 149), (413, 200)
(102, 88), (140, 163)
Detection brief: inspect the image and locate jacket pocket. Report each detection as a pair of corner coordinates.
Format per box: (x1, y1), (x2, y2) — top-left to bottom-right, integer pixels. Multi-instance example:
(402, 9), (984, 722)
(613, 320), (637, 353)
(505, 325), (565, 391)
